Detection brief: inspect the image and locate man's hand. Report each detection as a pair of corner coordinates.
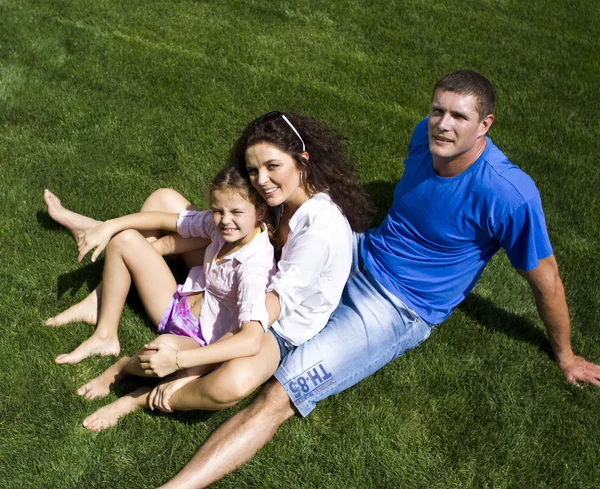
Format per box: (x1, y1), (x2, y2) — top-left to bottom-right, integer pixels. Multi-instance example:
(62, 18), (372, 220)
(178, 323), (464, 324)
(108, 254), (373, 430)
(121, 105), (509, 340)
(559, 355), (600, 388)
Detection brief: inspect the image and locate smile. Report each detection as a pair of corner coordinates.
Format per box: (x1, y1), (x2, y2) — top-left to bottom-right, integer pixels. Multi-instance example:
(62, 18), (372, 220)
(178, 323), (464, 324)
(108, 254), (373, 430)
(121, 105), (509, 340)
(434, 135), (454, 143)
(263, 187), (278, 195)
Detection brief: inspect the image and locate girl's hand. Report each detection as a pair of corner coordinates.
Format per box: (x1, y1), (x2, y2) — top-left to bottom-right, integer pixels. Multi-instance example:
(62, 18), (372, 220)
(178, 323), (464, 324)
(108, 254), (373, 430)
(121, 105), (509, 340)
(77, 222), (117, 262)
(148, 373), (197, 412)
(139, 341), (180, 378)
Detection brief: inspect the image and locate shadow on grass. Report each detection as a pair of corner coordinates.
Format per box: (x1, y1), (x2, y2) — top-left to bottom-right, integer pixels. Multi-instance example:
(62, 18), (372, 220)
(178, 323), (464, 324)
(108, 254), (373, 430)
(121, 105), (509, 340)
(364, 180), (395, 226)
(458, 293), (554, 360)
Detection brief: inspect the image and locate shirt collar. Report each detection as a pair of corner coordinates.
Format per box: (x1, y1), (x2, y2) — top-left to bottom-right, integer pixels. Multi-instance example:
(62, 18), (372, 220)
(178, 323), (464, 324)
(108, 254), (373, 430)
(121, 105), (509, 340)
(288, 193), (331, 233)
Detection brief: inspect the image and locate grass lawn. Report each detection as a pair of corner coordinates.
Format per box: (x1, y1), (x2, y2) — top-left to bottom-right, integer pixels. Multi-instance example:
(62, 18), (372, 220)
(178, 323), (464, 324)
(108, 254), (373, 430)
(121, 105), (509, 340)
(1, 0), (599, 487)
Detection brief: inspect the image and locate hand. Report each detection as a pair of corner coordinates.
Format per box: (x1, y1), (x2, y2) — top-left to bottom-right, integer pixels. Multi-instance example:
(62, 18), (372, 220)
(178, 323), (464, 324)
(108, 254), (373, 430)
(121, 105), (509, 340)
(559, 355), (600, 388)
(77, 222), (116, 262)
(148, 373), (197, 412)
(139, 341), (180, 378)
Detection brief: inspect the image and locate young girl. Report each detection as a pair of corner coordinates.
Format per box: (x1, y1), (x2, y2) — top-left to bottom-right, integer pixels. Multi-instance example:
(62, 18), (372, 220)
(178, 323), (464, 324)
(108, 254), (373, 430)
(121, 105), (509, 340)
(46, 166), (277, 430)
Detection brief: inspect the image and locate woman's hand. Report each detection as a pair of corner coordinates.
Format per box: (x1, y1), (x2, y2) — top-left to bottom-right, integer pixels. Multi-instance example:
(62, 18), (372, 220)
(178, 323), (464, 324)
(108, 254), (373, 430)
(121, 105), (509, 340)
(139, 341), (180, 378)
(148, 373), (198, 412)
(77, 221), (117, 262)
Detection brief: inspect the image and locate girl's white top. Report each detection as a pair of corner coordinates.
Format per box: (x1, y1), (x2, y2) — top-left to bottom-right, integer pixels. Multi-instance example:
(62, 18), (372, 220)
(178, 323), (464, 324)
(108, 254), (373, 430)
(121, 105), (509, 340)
(270, 193), (352, 346)
(177, 211), (276, 344)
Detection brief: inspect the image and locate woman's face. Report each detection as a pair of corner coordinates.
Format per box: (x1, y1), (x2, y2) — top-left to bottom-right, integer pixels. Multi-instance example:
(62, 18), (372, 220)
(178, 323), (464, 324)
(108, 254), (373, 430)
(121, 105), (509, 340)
(245, 142), (309, 209)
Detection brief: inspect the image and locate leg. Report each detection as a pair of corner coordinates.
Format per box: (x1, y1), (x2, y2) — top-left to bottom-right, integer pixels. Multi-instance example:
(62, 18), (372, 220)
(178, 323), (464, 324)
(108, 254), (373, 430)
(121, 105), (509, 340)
(45, 188), (201, 326)
(167, 332), (281, 411)
(77, 335), (200, 400)
(45, 283), (102, 327)
(55, 230), (178, 364)
(157, 379), (295, 489)
(44, 189), (101, 242)
(81, 386), (152, 432)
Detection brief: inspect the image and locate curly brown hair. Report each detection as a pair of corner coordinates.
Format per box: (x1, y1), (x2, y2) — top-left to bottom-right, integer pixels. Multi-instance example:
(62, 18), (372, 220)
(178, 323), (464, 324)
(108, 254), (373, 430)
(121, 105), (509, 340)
(228, 111), (373, 232)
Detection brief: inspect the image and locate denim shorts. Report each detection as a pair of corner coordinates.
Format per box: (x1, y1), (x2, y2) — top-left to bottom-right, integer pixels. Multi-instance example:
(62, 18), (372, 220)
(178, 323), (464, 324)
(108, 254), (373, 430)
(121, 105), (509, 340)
(269, 328), (296, 362)
(274, 232), (434, 417)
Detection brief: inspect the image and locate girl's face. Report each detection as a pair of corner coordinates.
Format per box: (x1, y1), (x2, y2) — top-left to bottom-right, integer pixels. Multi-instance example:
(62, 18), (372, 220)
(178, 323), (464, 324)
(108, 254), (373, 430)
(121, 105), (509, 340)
(210, 189), (263, 247)
(245, 142), (309, 210)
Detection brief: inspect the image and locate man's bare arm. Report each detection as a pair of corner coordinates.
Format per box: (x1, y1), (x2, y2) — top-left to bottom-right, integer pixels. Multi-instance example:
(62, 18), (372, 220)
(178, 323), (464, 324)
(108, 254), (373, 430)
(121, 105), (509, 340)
(518, 254), (600, 387)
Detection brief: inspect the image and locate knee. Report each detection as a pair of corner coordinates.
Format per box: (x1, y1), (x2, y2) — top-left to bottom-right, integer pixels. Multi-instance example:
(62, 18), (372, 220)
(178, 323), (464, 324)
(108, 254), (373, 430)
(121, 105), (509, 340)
(140, 188), (190, 213)
(215, 369), (260, 405)
(106, 228), (141, 252)
(252, 379), (296, 420)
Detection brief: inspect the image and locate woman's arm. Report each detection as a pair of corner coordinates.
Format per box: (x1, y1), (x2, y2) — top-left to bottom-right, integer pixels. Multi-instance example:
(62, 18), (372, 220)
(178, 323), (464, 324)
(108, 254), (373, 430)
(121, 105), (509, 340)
(140, 320), (268, 377)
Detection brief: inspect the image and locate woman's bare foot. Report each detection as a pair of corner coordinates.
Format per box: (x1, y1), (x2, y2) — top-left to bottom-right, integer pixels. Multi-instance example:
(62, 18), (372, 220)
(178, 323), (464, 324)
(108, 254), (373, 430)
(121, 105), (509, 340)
(55, 333), (120, 365)
(44, 189), (101, 242)
(77, 357), (130, 400)
(45, 287), (101, 327)
(82, 387), (151, 432)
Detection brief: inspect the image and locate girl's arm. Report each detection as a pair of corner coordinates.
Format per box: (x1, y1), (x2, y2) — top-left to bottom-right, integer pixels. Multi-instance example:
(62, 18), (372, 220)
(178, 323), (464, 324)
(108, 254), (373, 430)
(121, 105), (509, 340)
(151, 234), (211, 257)
(77, 211), (180, 262)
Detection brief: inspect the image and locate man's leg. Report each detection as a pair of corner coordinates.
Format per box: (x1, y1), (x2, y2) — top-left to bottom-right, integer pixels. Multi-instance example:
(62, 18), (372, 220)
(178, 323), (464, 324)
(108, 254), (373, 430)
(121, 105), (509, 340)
(157, 379), (295, 489)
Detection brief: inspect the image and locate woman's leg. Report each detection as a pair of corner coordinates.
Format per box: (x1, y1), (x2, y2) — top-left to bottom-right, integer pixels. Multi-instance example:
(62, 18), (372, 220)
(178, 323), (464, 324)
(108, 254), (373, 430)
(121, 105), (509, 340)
(168, 332), (281, 411)
(76, 335), (199, 400)
(55, 230), (178, 364)
(81, 386), (152, 432)
(80, 334), (202, 431)
(45, 188), (205, 327)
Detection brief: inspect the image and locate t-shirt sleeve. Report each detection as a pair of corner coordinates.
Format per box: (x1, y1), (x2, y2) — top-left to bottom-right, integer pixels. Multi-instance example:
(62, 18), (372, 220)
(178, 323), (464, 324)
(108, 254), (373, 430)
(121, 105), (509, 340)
(495, 195), (553, 271)
(236, 256), (276, 331)
(268, 231), (331, 319)
(176, 210), (215, 239)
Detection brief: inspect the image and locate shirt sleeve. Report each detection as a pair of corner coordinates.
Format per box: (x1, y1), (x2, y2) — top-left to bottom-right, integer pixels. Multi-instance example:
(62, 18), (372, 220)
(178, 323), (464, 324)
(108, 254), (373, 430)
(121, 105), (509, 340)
(268, 230), (331, 320)
(495, 195), (553, 271)
(236, 257), (276, 331)
(176, 210), (215, 239)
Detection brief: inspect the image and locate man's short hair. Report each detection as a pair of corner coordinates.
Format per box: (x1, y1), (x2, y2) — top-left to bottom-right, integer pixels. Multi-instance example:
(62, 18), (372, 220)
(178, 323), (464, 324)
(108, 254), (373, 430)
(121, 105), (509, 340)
(433, 70), (495, 120)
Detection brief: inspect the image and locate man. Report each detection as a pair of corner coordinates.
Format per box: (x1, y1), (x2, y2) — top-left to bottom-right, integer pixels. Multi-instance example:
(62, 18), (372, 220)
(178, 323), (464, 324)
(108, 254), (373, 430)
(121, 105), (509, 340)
(157, 70), (600, 488)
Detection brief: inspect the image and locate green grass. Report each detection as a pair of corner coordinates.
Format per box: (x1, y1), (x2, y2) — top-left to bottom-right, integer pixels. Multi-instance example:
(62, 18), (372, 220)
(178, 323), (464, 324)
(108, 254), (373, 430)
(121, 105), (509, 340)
(1, 0), (599, 487)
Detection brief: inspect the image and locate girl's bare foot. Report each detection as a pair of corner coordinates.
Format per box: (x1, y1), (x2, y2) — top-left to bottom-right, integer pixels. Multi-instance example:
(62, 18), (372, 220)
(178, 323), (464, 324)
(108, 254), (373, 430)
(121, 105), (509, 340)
(77, 357), (130, 400)
(82, 387), (151, 432)
(45, 288), (100, 327)
(55, 333), (120, 365)
(44, 189), (101, 242)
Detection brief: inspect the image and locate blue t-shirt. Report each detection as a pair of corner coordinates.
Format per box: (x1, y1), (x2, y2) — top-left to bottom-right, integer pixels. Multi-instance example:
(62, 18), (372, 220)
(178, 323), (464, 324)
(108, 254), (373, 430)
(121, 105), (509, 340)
(361, 118), (553, 324)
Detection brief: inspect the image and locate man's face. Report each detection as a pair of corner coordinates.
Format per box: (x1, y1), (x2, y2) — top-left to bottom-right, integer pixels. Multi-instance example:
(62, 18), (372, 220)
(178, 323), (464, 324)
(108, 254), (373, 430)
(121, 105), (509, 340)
(428, 89), (490, 163)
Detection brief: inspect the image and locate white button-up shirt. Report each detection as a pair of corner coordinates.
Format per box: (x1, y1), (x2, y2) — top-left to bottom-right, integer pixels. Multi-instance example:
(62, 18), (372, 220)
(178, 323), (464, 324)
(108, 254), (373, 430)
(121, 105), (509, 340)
(177, 211), (276, 344)
(270, 193), (353, 345)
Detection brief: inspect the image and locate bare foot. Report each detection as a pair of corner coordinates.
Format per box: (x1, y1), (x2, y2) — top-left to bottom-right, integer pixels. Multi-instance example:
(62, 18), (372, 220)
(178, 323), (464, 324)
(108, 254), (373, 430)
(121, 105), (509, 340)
(45, 287), (101, 327)
(77, 357), (130, 400)
(44, 189), (101, 242)
(82, 387), (151, 432)
(55, 334), (120, 365)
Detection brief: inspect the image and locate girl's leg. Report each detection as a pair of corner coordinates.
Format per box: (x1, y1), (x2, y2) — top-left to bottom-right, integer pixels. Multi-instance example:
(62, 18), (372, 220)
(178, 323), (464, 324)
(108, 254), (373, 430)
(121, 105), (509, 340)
(76, 335), (199, 400)
(44, 189), (101, 243)
(45, 189), (204, 326)
(168, 333), (281, 411)
(45, 283), (102, 327)
(55, 230), (178, 364)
